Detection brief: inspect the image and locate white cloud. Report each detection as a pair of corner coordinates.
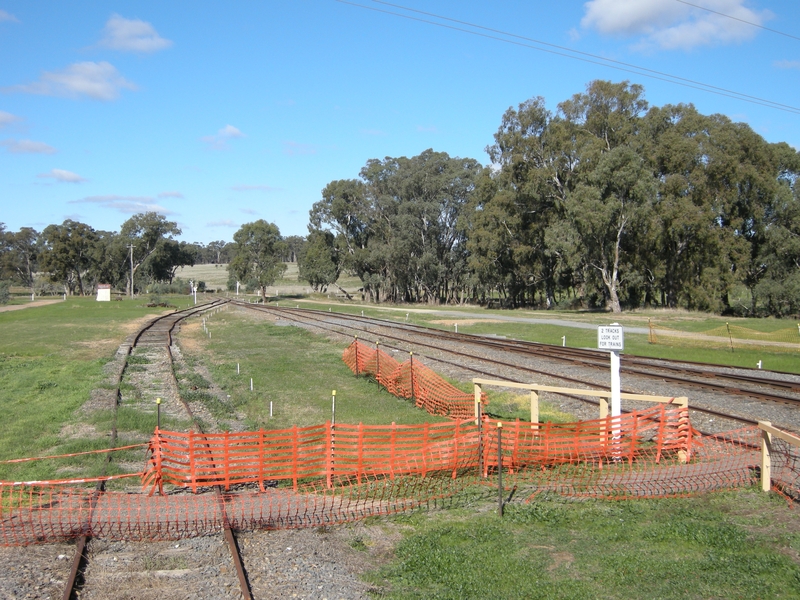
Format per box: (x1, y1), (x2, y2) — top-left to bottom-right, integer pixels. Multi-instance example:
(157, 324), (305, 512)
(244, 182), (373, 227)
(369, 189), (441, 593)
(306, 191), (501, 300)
(7, 61), (136, 101)
(1, 138), (57, 154)
(37, 168), (87, 183)
(774, 59), (800, 70)
(71, 194), (175, 215)
(0, 9), (19, 23)
(0, 110), (20, 127)
(202, 125), (245, 149)
(98, 14), (173, 53)
(282, 140), (317, 156)
(158, 190), (184, 198)
(207, 219), (237, 227)
(231, 184), (277, 192)
(581, 0), (768, 50)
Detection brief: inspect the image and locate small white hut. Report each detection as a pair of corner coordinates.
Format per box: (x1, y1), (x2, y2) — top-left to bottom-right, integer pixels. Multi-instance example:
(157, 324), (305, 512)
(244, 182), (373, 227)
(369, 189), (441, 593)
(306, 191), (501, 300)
(96, 283), (111, 302)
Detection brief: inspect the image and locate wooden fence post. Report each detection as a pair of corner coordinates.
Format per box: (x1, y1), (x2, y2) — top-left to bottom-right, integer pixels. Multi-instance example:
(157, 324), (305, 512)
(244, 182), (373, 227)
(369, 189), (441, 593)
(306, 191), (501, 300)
(530, 391), (539, 430)
(760, 421), (772, 492)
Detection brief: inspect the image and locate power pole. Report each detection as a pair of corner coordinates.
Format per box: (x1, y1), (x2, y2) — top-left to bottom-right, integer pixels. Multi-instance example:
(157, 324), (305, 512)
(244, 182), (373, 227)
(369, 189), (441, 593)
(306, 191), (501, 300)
(128, 244), (135, 299)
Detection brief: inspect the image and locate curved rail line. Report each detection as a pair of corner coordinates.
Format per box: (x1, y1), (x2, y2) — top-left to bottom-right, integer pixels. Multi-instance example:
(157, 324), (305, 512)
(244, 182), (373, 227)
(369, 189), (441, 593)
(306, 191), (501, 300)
(236, 303), (800, 431)
(63, 299), (254, 600)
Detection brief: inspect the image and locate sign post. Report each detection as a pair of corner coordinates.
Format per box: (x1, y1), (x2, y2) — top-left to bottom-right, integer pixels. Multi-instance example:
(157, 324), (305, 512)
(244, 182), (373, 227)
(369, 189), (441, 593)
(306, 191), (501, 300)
(597, 324), (624, 426)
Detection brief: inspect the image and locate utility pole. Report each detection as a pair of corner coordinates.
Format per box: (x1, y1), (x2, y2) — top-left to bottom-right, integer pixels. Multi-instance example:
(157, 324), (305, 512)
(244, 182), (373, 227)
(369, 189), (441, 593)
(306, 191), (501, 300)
(128, 244), (135, 299)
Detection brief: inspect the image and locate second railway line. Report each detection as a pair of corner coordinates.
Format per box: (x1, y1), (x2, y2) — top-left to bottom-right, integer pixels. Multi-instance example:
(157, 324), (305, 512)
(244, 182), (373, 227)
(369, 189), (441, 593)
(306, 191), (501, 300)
(236, 302), (800, 434)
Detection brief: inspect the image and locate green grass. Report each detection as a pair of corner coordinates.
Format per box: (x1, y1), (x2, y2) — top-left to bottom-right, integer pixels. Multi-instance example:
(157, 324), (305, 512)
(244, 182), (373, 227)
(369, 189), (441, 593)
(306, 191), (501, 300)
(180, 311), (453, 429)
(368, 490), (800, 599)
(0, 297), (174, 480)
(179, 309), (571, 429)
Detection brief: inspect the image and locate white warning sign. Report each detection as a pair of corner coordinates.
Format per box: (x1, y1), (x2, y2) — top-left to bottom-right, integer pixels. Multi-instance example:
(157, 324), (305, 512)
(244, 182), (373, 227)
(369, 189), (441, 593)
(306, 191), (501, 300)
(598, 325), (624, 351)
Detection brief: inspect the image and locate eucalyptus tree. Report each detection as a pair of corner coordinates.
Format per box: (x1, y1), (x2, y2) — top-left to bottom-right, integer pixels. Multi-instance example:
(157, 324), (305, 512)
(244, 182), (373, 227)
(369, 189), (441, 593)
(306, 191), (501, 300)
(0, 226), (40, 293)
(119, 212), (182, 296)
(39, 220), (98, 295)
(310, 150), (483, 303)
(228, 220), (287, 302)
(298, 230), (340, 292)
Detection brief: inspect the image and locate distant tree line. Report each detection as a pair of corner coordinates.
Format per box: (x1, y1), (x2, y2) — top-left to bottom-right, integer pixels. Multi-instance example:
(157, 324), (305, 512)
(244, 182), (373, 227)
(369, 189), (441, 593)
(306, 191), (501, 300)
(301, 80), (800, 317)
(2, 80), (798, 317)
(0, 212), (235, 296)
(0, 211), (306, 300)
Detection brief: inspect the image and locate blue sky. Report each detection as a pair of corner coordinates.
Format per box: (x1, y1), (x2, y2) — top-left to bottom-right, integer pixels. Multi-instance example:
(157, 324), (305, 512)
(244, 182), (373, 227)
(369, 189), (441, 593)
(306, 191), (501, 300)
(1, 1), (798, 244)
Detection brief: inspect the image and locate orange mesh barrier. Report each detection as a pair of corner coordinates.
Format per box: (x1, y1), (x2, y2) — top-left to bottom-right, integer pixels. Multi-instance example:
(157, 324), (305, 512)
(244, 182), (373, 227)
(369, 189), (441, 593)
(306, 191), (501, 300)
(765, 435), (800, 501)
(142, 421), (481, 495)
(0, 412), (775, 547)
(342, 339), (484, 419)
(0, 472), (472, 546)
(508, 426), (761, 500)
(479, 403), (695, 476)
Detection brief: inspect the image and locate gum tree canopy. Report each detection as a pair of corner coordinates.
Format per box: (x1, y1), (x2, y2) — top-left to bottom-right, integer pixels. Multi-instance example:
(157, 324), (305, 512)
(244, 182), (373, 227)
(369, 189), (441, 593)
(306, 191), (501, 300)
(229, 220), (288, 302)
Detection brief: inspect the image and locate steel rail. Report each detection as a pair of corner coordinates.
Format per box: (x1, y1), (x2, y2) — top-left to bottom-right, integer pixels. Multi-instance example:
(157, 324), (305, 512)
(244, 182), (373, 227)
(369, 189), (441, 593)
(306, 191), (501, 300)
(62, 299), (254, 600)
(237, 303), (774, 431)
(260, 305), (800, 408)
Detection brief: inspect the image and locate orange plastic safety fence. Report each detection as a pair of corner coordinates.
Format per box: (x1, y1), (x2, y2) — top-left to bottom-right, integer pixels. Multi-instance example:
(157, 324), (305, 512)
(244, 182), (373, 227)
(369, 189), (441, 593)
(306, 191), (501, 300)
(0, 471), (473, 546)
(0, 409), (781, 547)
(764, 435), (800, 501)
(342, 339), (483, 419)
(508, 426), (761, 501)
(142, 421), (481, 495)
(480, 404), (695, 476)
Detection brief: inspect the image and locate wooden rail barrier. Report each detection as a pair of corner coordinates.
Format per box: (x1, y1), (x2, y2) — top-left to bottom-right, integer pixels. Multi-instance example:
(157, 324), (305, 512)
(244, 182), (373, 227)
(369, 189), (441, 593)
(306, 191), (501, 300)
(472, 378), (688, 423)
(758, 421), (800, 495)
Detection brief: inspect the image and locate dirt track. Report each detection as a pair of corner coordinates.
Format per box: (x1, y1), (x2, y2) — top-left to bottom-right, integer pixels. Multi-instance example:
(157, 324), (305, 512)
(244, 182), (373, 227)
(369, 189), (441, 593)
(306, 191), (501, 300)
(0, 299), (63, 312)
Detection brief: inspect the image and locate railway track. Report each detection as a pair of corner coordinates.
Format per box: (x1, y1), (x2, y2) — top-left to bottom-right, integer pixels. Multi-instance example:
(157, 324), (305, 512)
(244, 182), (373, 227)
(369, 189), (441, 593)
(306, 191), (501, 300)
(63, 298), (255, 600)
(235, 303), (800, 432)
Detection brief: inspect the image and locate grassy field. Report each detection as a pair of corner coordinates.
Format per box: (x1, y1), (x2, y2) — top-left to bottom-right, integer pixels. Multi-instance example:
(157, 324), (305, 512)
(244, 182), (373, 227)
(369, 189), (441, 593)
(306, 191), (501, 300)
(177, 309), (570, 429)
(366, 490), (800, 599)
(0, 297), (174, 480)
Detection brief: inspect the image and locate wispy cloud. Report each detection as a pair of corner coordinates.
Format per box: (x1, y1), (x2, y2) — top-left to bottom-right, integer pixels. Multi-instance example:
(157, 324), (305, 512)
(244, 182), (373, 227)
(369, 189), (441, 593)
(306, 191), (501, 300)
(1, 138), (57, 154)
(231, 184), (278, 192)
(282, 140), (317, 156)
(774, 59), (800, 70)
(241, 208), (258, 215)
(207, 219), (237, 227)
(158, 190), (184, 198)
(0, 110), (21, 127)
(6, 61), (136, 101)
(0, 10), (19, 23)
(581, 0), (768, 51)
(37, 168), (87, 183)
(98, 14), (173, 53)
(71, 194), (175, 215)
(202, 124), (245, 150)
